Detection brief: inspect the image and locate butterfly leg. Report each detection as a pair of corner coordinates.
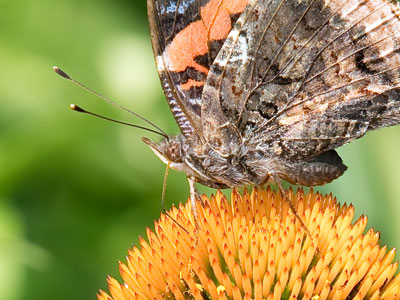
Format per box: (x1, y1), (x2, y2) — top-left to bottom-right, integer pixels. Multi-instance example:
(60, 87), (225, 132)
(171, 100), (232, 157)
(270, 173), (311, 235)
(161, 163), (189, 234)
(195, 191), (205, 207)
(188, 176), (200, 233)
(270, 173), (321, 256)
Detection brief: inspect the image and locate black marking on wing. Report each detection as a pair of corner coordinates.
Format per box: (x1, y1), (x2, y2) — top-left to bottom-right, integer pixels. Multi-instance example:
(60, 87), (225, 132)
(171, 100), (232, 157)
(148, 0), (201, 140)
(152, 0), (202, 50)
(355, 50), (376, 74)
(148, 0), (249, 142)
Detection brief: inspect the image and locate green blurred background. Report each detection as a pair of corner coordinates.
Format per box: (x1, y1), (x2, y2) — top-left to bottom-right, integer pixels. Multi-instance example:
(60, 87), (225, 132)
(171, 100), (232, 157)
(0, 0), (399, 299)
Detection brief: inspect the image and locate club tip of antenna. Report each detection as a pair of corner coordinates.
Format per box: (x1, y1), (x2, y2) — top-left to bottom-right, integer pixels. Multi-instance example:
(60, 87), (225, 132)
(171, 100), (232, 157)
(142, 137), (152, 145)
(69, 104), (86, 113)
(53, 66), (71, 79)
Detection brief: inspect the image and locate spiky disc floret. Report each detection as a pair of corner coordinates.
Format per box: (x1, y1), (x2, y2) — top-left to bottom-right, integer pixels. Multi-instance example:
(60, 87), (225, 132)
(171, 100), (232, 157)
(98, 187), (400, 300)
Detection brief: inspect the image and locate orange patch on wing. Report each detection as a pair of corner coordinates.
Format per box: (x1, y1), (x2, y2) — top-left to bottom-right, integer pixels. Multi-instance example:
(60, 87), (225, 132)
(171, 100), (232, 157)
(180, 79), (205, 91)
(202, 0), (249, 40)
(166, 21), (209, 74)
(165, 0), (249, 74)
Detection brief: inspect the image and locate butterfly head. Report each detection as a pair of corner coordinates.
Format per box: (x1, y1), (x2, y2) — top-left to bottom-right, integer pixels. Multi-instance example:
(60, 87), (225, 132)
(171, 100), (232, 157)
(142, 135), (234, 189)
(142, 136), (186, 169)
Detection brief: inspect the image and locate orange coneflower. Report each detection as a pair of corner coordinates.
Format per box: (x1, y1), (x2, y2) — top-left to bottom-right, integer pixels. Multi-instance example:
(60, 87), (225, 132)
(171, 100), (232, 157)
(98, 187), (400, 300)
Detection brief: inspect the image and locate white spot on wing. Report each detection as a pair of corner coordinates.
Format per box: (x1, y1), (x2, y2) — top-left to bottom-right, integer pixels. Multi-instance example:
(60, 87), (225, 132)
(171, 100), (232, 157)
(161, 1), (191, 14)
(214, 30), (250, 67)
(364, 14), (396, 33)
(340, 1), (362, 18)
(231, 35), (250, 64)
(279, 114), (303, 126)
(156, 55), (166, 72)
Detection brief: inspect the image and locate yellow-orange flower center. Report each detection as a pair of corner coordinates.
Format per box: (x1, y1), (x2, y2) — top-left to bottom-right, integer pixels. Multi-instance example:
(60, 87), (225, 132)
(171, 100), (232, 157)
(98, 187), (400, 300)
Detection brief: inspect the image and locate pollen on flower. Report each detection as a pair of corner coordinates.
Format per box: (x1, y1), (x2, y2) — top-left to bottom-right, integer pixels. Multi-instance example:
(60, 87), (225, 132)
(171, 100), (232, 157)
(97, 187), (400, 300)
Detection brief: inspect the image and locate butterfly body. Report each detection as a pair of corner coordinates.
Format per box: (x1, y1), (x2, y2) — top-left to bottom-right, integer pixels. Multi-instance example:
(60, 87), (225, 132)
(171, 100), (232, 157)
(144, 131), (347, 188)
(146, 0), (400, 188)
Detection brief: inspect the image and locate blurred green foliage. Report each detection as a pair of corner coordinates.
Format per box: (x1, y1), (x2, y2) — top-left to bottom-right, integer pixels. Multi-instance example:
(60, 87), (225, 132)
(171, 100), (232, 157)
(0, 0), (399, 299)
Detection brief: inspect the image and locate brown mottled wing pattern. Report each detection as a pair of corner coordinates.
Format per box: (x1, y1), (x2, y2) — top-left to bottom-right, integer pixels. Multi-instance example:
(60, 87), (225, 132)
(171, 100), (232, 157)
(202, 0), (400, 159)
(147, 0), (249, 141)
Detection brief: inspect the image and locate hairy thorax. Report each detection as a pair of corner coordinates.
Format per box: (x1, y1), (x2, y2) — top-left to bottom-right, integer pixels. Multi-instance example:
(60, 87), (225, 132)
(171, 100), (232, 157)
(144, 134), (270, 189)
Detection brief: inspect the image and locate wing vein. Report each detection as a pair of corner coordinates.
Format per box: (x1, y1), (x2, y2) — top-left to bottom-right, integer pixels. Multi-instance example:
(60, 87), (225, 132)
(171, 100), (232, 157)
(304, 33), (397, 85)
(253, 0), (390, 136)
(258, 0), (318, 85)
(240, 0), (289, 122)
(278, 64), (400, 116)
(262, 1), (350, 86)
(241, 0), (319, 123)
(247, 0), (288, 89)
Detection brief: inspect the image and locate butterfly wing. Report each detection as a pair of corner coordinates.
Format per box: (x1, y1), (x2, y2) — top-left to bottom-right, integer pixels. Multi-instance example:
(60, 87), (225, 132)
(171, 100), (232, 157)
(147, 0), (249, 142)
(202, 0), (400, 159)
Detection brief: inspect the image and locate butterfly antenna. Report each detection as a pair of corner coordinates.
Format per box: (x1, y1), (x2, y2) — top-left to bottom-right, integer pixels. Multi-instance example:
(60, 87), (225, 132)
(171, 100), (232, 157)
(69, 104), (167, 137)
(161, 163), (189, 234)
(53, 66), (168, 138)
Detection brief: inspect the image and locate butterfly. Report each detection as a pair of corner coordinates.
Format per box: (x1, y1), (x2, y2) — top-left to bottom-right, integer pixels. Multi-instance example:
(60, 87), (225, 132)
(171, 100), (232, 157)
(143, 0), (400, 204)
(51, 0), (400, 231)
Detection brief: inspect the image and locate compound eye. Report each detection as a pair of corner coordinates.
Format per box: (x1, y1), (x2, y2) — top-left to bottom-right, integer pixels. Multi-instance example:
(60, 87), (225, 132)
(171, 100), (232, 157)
(167, 143), (183, 163)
